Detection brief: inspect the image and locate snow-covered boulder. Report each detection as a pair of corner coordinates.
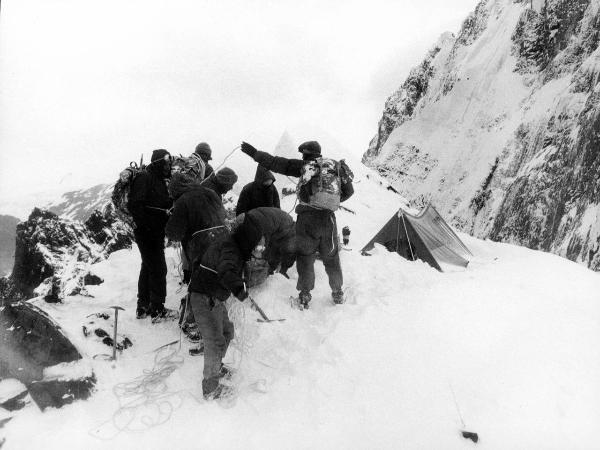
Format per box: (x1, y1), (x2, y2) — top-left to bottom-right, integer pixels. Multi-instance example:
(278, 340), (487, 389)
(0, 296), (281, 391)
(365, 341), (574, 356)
(0, 301), (95, 410)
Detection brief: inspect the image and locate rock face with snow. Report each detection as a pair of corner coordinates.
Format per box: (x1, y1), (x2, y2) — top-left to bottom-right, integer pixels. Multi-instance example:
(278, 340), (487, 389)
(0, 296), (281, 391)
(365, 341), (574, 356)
(6, 206), (132, 300)
(47, 183), (113, 222)
(363, 0), (600, 270)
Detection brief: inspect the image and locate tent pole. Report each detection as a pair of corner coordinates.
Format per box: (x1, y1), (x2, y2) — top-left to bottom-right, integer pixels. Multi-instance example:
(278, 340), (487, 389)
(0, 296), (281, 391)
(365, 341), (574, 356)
(401, 213), (416, 261)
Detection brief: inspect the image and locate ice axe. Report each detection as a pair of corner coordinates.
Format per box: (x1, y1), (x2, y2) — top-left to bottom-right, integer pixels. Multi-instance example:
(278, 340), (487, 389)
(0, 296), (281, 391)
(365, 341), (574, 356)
(109, 306), (125, 360)
(247, 294), (285, 323)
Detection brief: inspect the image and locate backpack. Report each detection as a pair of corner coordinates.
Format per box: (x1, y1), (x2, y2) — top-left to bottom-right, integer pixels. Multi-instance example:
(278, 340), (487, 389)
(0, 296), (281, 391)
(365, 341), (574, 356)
(111, 160), (144, 228)
(298, 157), (342, 211)
(172, 154), (206, 181)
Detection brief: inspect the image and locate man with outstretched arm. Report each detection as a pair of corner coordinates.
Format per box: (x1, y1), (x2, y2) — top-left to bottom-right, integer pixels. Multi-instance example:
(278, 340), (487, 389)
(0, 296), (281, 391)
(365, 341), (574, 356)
(239, 140), (354, 308)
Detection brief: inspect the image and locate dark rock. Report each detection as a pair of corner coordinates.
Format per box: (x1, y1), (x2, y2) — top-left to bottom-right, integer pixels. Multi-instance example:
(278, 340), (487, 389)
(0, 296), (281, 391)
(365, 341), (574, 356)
(83, 272), (103, 286)
(84, 204), (133, 254)
(94, 328), (110, 339)
(4, 202), (132, 301)
(27, 374), (96, 411)
(0, 302), (81, 383)
(0, 301), (96, 410)
(0, 390), (29, 412)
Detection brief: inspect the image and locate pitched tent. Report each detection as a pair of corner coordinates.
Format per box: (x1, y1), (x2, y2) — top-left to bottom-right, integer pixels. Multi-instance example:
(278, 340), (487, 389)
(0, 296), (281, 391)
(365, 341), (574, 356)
(360, 204), (472, 271)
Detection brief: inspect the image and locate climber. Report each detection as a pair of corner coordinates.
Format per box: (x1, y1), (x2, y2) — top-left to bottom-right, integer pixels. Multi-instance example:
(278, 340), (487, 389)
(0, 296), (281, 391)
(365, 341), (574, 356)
(235, 165), (280, 215)
(239, 141), (354, 308)
(128, 149), (174, 320)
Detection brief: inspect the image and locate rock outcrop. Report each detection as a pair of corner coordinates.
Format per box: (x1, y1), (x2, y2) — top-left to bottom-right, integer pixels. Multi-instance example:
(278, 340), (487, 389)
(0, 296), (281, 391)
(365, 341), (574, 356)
(0, 301), (96, 410)
(4, 204), (132, 300)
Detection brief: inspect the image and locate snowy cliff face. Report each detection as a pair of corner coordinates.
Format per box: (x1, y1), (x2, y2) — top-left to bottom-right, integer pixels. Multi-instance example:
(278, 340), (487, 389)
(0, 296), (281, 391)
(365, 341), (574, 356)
(47, 184), (113, 222)
(363, 0), (600, 270)
(6, 206), (132, 300)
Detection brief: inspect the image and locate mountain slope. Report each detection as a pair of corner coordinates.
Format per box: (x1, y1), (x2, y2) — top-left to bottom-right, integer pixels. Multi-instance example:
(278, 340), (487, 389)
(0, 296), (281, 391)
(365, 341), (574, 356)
(363, 0), (600, 270)
(47, 184), (113, 222)
(2, 168), (599, 449)
(0, 215), (20, 277)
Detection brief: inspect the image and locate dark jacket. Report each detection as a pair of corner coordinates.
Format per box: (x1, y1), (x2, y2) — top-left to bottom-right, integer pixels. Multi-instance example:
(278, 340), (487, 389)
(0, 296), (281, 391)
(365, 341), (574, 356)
(189, 233), (248, 301)
(128, 163), (172, 239)
(204, 163), (214, 179)
(165, 173), (227, 263)
(246, 207), (296, 272)
(245, 207), (294, 249)
(236, 166), (280, 215)
(201, 173), (221, 196)
(247, 151), (354, 214)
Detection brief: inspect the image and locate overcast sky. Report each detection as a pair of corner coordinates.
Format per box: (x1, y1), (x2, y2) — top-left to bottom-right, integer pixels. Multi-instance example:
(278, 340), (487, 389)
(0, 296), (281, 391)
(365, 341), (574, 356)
(0, 0), (479, 218)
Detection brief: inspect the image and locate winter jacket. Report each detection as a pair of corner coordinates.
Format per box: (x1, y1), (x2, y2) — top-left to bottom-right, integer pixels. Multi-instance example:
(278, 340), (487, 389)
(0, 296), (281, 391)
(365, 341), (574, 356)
(235, 166), (280, 215)
(204, 163), (214, 179)
(201, 174), (222, 196)
(128, 163), (172, 239)
(245, 207), (296, 272)
(244, 150), (354, 214)
(165, 173), (227, 264)
(189, 233), (246, 301)
(245, 207), (294, 250)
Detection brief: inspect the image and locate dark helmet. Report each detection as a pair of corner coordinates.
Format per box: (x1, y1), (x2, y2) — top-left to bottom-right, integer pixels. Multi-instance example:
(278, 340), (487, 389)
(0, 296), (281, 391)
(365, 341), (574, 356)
(298, 141), (321, 157)
(195, 142), (212, 160)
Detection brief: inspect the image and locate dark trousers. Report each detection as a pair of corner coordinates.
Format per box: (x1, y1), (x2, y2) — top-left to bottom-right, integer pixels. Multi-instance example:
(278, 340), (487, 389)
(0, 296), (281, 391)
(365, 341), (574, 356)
(135, 233), (167, 312)
(295, 210), (343, 293)
(190, 293), (234, 396)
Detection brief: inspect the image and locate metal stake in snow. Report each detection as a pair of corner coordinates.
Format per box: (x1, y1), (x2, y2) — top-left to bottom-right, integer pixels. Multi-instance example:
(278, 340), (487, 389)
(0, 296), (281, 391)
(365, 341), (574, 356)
(109, 306), (125, 360)
(448, 382), (479, 444)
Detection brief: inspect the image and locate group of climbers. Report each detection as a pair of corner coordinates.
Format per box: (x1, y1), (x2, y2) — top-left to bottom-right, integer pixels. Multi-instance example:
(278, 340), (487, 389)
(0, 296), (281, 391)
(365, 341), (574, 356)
(124, 139), (354, 399)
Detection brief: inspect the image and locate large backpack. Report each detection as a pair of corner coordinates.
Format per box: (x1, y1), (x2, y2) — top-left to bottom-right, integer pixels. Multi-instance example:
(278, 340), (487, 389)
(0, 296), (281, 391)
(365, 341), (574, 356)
(171, 153), (206, 180)
(111, 160), (144, 229)
(298, 157), (342, 211)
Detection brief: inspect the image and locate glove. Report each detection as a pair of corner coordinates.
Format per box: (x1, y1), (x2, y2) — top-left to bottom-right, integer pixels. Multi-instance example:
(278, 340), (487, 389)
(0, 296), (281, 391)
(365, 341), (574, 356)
(241, 142), (257, 158)
(235, 287), (248, 302)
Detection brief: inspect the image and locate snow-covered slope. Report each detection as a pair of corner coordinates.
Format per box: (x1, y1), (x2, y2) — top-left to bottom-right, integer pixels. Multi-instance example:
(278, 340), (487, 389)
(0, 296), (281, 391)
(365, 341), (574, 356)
(2, 167), (599, 450)
(46, 184), (113, 222)
(364, 0), (600, 271)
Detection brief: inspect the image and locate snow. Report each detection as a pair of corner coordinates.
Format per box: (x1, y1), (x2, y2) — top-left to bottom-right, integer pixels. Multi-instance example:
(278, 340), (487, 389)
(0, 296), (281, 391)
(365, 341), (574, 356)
(0, 380), (26, 404)
(43, 361), (94, 382)
(2, 170), (600, 449)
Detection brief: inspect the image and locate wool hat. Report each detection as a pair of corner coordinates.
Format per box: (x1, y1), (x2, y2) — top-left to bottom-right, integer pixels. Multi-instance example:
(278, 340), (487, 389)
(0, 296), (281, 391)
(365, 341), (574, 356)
(298, 141), (321, 156)
(151, 149), (170, 163)
(195, 142), (212, 160)
(215, 167), (238, 187)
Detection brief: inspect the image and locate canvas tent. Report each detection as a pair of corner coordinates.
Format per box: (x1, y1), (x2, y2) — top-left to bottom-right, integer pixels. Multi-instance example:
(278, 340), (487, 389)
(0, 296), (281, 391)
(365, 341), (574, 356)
(361, 204), (472, 271)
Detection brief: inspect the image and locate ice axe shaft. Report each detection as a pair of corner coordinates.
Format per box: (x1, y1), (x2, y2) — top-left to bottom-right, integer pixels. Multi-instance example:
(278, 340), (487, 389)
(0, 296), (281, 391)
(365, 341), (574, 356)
(249, 297), (270, 321)
(109, 306), (125, 360)
(249, 297), (285, 323)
